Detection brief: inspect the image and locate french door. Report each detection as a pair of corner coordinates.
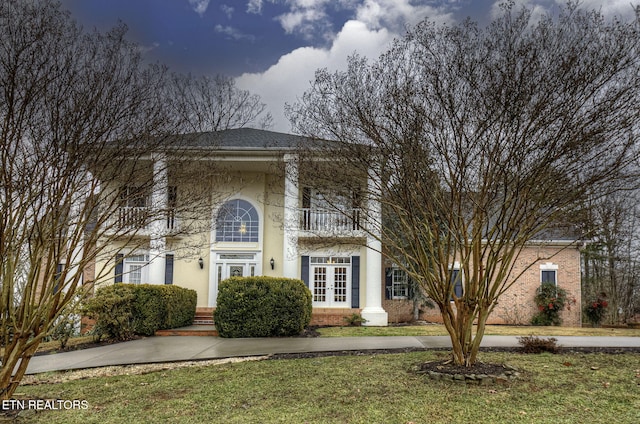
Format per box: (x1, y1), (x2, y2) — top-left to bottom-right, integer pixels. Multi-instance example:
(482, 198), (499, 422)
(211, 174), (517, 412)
(311, 261), (350, 308)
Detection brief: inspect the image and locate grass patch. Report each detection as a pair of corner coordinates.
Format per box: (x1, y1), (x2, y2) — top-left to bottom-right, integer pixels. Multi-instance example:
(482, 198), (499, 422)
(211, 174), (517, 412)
(318, 324), (640, 338)
(15, 351), (640, 423)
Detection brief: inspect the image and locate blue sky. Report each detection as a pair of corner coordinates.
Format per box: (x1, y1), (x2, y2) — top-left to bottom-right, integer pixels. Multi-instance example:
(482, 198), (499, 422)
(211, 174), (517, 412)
(60, 0), (637, 132)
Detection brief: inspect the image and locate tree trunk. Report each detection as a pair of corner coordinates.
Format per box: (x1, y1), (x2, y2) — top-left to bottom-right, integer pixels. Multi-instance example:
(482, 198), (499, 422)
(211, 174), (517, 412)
(0, 336), (39, 401)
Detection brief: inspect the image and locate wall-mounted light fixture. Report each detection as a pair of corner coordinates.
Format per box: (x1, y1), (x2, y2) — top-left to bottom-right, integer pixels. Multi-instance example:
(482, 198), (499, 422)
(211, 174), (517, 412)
(198, 257), (204, 269)
(270, 258), (275, 270)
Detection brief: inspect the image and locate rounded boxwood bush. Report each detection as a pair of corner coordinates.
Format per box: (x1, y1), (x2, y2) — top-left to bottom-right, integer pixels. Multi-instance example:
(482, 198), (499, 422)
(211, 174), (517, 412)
(214, 276), (312, 338)
(84, 284), (197, 340)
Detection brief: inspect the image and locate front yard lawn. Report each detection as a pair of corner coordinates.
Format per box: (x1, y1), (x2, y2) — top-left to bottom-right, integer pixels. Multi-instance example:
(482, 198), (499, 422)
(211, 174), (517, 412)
(318, 324), (640, 338)
(15, 351), (640, 423)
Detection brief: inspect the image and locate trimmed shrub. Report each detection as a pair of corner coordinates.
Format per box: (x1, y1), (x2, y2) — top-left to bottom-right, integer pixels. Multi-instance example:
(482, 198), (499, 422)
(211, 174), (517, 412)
(160, 285), (197, 328)
(83, 284), (136, 341)
(84, 284), (197, 340)
(131, 284), (166, 336)
(214, 276), (312, 338)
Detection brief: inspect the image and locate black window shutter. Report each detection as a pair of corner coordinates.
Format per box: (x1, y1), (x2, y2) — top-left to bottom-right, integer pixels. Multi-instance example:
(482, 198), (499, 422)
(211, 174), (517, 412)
(385, 268), (392, 299)
(451, 269), (463, 299)
(165, 254), (174, 285)
(301, 256), (310, 288)
(114, 254), (124, 284)
(302, 187), (311, 209)
(351, 256), (360, 308)
(54, 263), (64, 294)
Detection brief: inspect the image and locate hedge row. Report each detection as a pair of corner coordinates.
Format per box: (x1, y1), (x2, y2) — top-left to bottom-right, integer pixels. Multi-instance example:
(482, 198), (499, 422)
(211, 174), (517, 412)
(84, 284), (197, 340)
(214, 276), (312, 338)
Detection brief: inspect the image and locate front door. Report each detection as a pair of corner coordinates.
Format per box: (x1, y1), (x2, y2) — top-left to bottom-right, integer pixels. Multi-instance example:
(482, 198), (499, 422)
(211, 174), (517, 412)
(227, 264), (246, 278)
(311, 263), (350, 308)
(209, 252), (260, 306)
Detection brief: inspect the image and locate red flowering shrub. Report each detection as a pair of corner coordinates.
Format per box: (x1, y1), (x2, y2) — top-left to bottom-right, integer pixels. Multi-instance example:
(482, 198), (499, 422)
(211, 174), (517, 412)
(531, 283), (575, 326)
(584, 292), (608, 326)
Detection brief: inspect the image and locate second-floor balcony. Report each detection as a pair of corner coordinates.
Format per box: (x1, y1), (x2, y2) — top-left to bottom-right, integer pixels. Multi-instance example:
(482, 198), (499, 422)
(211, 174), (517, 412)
(300, 208), (361, 234)
(115, 206), (178, 234)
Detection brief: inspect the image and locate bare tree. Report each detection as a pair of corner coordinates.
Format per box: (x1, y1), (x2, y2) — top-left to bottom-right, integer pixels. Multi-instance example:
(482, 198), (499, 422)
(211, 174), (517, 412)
(168, 73), (273, 132)
(287, 3), (640, 366)
(0, 0), (191, 399)
(581, 191), (640, 324)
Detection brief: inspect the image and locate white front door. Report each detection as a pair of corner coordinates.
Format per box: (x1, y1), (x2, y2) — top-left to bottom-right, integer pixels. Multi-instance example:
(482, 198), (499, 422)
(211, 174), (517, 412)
(209, 252), (260, 306)
(311, 264), (350, 308)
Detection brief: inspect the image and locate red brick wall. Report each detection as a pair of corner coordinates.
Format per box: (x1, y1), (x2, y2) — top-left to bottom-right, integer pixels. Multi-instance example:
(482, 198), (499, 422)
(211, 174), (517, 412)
(386, 245), (582, 327)
(309, 308), (362, 326)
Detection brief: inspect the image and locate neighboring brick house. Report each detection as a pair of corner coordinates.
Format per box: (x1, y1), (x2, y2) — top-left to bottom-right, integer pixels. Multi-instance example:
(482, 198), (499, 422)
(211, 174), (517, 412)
(383, 242), (582, 327)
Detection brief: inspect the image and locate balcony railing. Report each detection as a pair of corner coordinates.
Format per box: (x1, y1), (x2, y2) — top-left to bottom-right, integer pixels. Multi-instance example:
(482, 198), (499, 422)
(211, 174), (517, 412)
(300, 208), (361, 233)
(117, 206), (149, 230)
(116, 207), (178, 232)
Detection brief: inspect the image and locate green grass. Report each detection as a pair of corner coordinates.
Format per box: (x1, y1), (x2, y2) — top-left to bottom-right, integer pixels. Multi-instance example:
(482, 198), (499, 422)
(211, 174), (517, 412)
(318, 324), (640, 338)
(16, 351), (640, 423)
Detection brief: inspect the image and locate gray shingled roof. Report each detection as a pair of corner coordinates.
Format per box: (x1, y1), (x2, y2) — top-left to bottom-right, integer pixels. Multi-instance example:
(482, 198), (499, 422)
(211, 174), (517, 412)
(169, 128), (315, 150)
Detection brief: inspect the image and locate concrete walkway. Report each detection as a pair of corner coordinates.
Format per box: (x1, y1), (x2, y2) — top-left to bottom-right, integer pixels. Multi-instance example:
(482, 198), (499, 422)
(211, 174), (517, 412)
(25, 335), (640, 375)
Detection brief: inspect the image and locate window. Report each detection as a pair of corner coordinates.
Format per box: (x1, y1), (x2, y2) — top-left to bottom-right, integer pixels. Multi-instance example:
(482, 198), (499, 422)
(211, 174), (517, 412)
(123, 254), (149, 284)
(310, 256), (351, 264)
(119, 186), (148, 208)
(391, 269), (408, 299)
(167, 186), (177, 230)
(215, 199), (259, 242)
(451, 267), (463, 299)
(385, 267), (409, 300)
(540, 262), (558, 285)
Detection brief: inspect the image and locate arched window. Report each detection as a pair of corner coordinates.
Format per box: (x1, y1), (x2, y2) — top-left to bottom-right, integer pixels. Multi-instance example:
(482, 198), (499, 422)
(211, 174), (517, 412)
(215, 199), (259, 242)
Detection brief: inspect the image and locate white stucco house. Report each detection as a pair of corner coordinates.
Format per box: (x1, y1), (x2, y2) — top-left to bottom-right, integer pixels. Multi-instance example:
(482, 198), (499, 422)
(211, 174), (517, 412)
(93, 128), (388, 326)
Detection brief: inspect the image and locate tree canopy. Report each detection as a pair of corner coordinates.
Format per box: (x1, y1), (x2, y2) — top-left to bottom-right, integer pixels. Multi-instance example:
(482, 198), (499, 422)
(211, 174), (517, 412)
(287, 2), (640, 366)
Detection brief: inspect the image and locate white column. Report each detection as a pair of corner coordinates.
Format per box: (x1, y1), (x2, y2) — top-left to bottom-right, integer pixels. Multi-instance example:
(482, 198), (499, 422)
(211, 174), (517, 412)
(283, 154), (299, 278)
(361, 172), (388, 326)
(148, 154), (167, 284)
(64, 187), (86, 290)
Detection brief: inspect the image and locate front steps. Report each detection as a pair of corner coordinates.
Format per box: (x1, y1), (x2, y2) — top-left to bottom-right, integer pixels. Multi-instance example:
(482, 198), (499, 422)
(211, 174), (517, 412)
(155, 325), (218, 337)
(193, 307), (215, 325)
(155, 307), (218, 336)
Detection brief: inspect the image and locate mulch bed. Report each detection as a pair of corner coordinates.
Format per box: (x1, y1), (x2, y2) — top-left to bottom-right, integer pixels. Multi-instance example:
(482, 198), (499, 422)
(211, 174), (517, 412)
(416, 358), (514, 377)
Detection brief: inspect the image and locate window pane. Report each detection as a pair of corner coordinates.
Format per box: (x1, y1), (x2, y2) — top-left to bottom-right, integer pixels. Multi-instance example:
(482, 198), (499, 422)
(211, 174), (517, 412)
(129, 265), (142, 284)
(392, 269), (408, 298)
(215, 199), (259, 242)
(541, 270), (557, 284)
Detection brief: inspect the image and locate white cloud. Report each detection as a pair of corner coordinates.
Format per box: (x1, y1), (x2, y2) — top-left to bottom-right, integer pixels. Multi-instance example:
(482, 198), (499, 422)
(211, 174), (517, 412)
(214, 25), (256, 41)
(247, 0), (263, 14)
(570, 0), (639, 20)
(357, 0), (453, 30)
(271, 0), (453, 41)
(489, 0), (551, 21)
(188, 0), (210, 17)
(490, 0), (639, 21)
(234, 1), (455, 132)
(236, 20), (393, 132)
(221, 4), (234, 19)
(277, 8), (326, 34)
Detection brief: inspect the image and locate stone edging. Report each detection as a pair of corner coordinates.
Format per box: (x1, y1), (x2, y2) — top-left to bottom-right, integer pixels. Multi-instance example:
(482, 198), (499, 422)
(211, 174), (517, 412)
(417, 364), (521, 385)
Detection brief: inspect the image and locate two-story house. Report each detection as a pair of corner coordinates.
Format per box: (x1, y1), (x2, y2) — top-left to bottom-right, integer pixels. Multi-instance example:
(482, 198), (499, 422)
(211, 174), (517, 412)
(93, 128), (388, 326)
(91, 128), (582, 327)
